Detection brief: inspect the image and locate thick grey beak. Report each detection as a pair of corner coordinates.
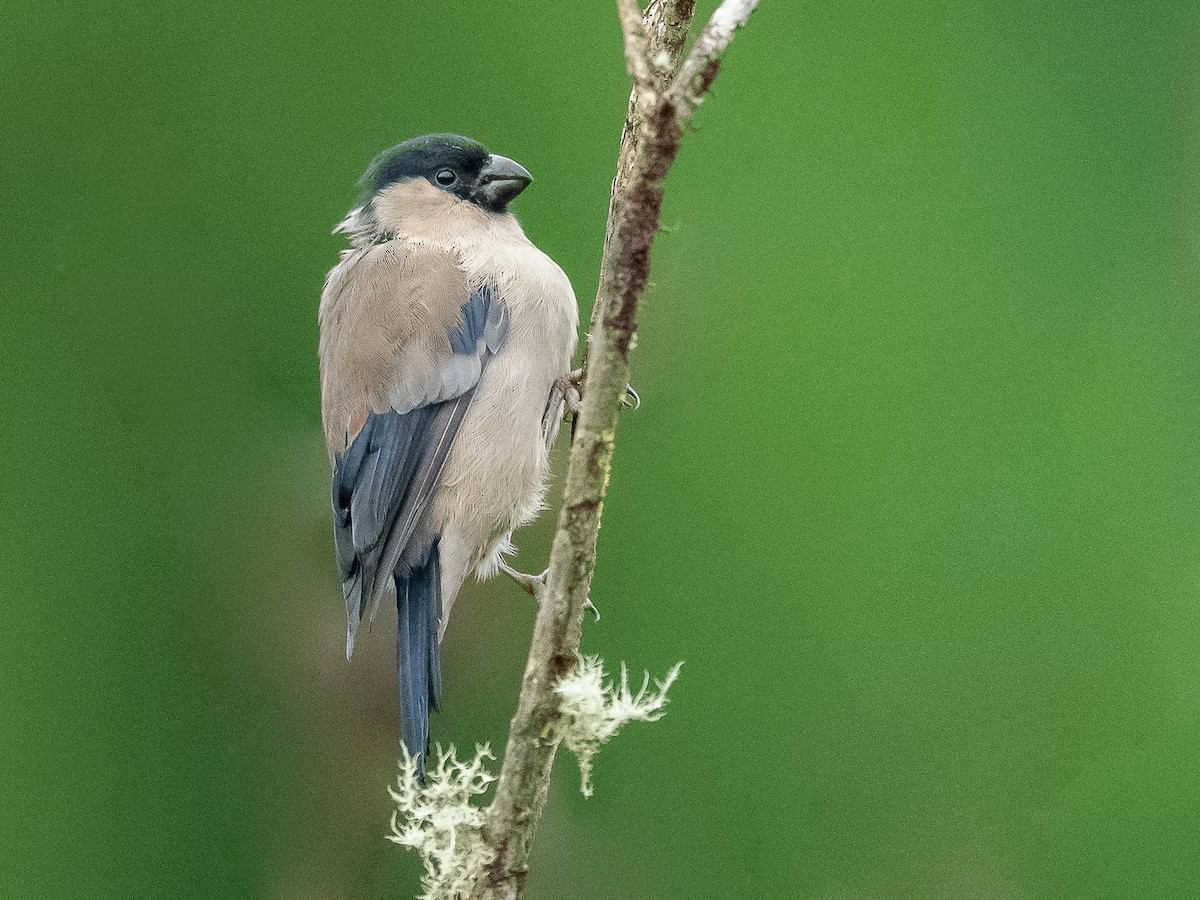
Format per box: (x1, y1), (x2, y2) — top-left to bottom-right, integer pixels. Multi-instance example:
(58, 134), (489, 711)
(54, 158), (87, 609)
(476, 154), (533, 210)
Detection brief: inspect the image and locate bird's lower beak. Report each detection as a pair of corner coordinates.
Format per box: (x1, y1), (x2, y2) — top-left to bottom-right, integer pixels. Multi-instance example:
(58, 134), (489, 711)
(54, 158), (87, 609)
(476, 154), (533, 210)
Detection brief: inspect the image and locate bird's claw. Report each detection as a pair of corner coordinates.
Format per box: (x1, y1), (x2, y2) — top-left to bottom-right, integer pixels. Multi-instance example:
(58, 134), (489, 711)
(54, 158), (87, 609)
(500, 561), (600, 623)
(553, 369), (638, 413)
(499, 561), (546, 596)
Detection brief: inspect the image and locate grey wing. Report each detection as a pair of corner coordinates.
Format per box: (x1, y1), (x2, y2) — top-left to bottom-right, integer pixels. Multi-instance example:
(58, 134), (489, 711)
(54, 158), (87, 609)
(327, 280), (509, 656)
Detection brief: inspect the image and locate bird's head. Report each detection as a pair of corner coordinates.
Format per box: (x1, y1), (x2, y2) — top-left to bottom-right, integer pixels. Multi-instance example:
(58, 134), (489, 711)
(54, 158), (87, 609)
(335, 134), (534, 245)
(361, 133), (532, 214)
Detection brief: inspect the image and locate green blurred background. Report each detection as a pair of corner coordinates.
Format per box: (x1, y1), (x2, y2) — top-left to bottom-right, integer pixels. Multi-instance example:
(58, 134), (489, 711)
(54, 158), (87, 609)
(3, 1), (1199, 897)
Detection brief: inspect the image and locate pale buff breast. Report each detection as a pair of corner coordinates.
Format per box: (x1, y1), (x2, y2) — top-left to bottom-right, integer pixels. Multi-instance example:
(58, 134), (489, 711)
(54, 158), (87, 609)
(434, 236), (579, 563)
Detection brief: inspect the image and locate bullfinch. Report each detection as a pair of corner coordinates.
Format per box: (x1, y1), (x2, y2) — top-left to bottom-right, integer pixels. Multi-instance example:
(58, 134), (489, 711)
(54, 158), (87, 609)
(318, 134), (579, 770)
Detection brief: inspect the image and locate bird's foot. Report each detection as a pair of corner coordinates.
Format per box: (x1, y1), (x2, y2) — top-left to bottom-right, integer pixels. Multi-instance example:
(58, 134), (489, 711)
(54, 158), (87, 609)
(499, 561), (600, 623)
(551, 369), (639, 415)
(553, 370), (584, 414)
(499, 561), (546, 597)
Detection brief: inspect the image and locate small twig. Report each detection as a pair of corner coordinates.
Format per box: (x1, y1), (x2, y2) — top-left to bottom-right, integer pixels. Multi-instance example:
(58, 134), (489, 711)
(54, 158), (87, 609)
(671, 0), (761, 109)
(616, 0), (654, 89)
(650, 0), (697, 79)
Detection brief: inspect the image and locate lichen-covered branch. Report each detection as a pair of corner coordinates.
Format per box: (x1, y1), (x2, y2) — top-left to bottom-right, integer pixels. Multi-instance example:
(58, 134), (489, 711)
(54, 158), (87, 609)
(464, 3), (761, 898)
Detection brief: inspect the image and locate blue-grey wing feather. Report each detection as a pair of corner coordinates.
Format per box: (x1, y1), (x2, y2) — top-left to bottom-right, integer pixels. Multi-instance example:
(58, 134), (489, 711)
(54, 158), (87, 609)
(332, 284), (509, 657)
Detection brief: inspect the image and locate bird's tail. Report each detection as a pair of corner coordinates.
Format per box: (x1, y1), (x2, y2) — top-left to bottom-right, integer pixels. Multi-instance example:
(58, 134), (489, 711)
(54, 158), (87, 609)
(396, 544), (443, 776)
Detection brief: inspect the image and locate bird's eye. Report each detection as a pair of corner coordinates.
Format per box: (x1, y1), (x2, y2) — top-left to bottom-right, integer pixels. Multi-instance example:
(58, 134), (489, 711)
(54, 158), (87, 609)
(435, 169), (457, 186)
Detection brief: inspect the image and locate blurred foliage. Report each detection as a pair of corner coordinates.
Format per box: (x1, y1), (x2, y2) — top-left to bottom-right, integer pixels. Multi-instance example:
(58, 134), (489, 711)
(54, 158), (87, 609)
(3, 1), (1200, 898)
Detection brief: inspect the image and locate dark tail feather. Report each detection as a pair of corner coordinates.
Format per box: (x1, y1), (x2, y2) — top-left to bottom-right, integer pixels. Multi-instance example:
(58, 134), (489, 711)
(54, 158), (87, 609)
(396, 543), (443, 776)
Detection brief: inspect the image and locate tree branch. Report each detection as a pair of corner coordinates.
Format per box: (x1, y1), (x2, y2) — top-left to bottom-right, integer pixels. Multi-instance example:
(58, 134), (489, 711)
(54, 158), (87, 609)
(671, 0), (760, 109)
(616, 0), (653, 89)
(466, 3), (760, 897)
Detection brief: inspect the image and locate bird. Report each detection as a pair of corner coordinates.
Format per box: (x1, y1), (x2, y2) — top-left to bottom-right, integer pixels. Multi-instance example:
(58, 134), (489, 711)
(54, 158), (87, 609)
(318, 134), (579, 772)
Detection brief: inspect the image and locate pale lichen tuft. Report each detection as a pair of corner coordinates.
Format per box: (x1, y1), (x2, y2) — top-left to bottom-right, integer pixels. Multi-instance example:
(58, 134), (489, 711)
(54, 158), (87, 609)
(554, 656), (683, 797)
(387, 743), (497, 900)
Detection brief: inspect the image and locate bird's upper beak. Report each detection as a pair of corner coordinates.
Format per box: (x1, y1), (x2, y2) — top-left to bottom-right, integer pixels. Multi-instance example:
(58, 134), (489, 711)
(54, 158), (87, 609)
(476, 154), (533, 210)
